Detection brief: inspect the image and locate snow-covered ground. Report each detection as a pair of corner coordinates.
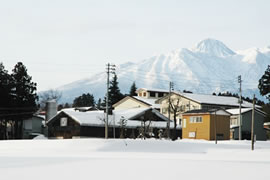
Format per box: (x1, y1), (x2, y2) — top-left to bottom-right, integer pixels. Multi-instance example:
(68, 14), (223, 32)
(0, 138), (269, 180)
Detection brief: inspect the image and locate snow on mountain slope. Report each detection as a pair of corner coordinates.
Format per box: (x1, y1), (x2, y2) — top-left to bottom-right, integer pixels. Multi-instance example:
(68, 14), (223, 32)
(191, 38), (236, 57)
(58, 38), (270, 103)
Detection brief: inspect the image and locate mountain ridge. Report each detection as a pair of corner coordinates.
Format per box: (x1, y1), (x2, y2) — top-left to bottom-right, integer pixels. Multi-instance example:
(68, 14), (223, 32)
(57, 38), (270, 103)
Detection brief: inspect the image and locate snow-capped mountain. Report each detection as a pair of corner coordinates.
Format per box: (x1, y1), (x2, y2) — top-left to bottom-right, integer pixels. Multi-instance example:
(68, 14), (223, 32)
(58, 38), (270, 103)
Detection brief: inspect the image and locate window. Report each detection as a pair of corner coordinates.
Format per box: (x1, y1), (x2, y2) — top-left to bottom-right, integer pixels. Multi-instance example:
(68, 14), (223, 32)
(143, 92), (146, 97)
(230, 117), (239, 126)
(189, 132), (196, 138)
(183, 119), (186, 128)
(162, 108), (168, 114)
(150, 92), (156, 97)
(139, 93), (142, 97)
(60, 117), (68, 126)
(189, 116), (202, 123)
(158, 92), (164, 97)
(180, 105), (185, 112)
(176, 118), (181, 125)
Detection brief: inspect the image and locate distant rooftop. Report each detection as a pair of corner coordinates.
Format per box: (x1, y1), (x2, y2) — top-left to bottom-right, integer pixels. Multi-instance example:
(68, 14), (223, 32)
(136, 88), (169, 93)
(175, 91), (258, 108)
(133, 96), (160, 109)
(183, 109), (231, 116)
(226, 108), (266, 116)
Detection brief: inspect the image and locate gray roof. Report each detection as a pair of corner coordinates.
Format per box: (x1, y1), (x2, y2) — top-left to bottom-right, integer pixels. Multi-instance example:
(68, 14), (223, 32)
(183, 109), (231, 116)
(226, 108), (266, 116)
(175, 91), (258, 108)
(136, 88), (169, 93)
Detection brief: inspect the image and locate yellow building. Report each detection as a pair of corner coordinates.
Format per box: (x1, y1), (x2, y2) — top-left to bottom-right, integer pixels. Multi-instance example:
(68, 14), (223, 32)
(182, 109), (231, 140)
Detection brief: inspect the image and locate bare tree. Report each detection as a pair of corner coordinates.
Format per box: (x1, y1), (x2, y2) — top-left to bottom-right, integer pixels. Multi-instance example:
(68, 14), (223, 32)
(118, 116), (127, 138)
(39, 89), (62, 109)
(138, 110), (154, 139)
(169, 97), (182, 140)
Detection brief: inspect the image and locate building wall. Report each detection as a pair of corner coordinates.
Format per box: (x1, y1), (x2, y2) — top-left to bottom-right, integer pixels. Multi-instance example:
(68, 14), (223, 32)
(137, 89), (168, 99)
(137, 89), (150, 98)
(48, 113), (80, 139)
(160, 94), (201, 120)
(243, 111), (266, 140)
(182, 114), (230, 140)
(231, 111), (266, 140)
(114, 98), (150, 110)
(22, 117), (43, 139)
(182, 114), (210, 140)
(209, 115), (230, 140)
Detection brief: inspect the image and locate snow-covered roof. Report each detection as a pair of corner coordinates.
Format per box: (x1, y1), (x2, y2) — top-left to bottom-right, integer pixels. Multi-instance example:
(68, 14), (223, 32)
(183, 109), (231, 116)
(136, 88), (169, 93)
(34, 115), (45, 120)
(264, 122), (270, 126)
(48, 108), (176, 129)
(175, 92), (258, 108)
(226, 108), (252, 115)
(133, 96), (160, 109)
(226, 108), (266, 116)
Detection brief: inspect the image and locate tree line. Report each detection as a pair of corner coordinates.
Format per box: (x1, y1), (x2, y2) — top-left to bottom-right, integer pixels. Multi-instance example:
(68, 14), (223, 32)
(0, 62), (38, 139)
(2, 61), (270, 140)
(40, 75), (137, 111)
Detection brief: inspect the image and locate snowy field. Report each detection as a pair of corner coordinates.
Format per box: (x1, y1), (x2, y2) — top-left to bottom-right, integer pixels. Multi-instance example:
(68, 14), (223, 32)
(0, 138), (269, 180)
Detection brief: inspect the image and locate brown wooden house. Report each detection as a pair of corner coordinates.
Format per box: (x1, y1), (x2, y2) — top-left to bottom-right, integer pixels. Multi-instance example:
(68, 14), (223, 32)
(47, 108), (180, 139)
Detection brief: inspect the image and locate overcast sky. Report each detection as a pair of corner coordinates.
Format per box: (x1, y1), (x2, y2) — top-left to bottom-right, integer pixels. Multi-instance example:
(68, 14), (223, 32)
(1, 0), (270, 91)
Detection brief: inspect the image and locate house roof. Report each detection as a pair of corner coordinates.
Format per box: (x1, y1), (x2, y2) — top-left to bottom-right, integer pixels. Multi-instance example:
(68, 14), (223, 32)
(136, 88), (169, 93)
(74, 106), (98, 112)
(156, 91), (259, 108)
(183, 109), (231, 116)
(226, 108), (266, 117)
(264, 122), (270, 126)
(47, 108), (177, 129)
(132, 96), (160, 109)
(112, 96), (160, 109)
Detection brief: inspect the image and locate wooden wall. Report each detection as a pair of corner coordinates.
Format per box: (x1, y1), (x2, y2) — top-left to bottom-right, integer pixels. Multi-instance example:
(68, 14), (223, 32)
(182, 114), (211, 140)
(182, 114), (230, 140)
(48, 113), (80, 139)
(209, 115), (230, 140)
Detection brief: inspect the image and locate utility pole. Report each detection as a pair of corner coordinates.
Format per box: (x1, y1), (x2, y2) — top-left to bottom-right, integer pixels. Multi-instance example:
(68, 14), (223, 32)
(238, 75), (242, 140)
(167, 82), (174, 139)
(214, 109), (217, 144)
(105, 63), (116, 139)
(251, 94), (255, 151)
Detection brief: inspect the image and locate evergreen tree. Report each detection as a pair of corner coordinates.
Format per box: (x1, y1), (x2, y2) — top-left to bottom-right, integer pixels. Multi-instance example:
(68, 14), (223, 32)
(9, 62), (38, 139)
(108, 74), (124, 106)
(0, 63), (12, 139)
(11, 62), (38, 109)
(57, 104), (64, 111)
(0, 63), (12, 107)
(73, 93), (95, 107)
(129, 82), (137, 96)
(258, 65), (270, 101)
(96, 98), (102, 109)
(64, 103), (71, 108)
